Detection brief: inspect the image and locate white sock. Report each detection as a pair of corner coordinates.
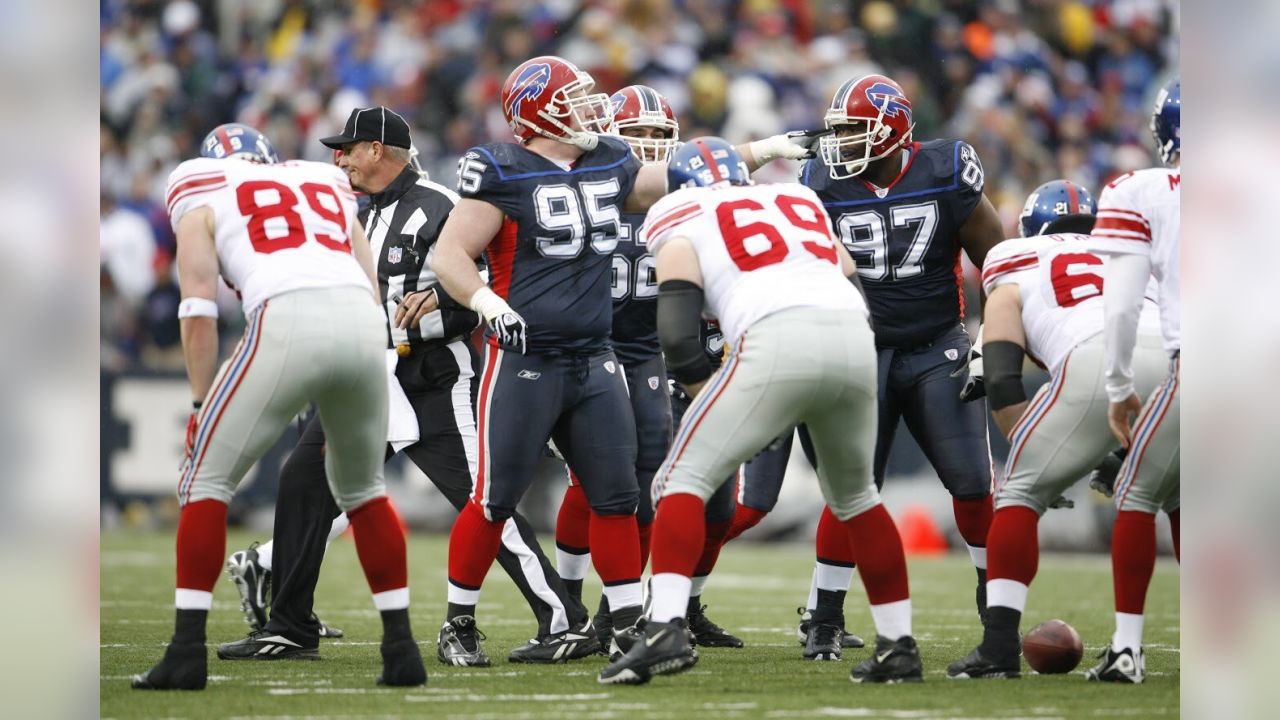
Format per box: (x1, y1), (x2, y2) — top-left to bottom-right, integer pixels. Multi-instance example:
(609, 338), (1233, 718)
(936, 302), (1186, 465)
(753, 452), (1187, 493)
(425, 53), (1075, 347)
(986, 578), (1028, 613)
(602, 580), (644, 614)
(372, 587), (409, 611)
(446, 581), (480, 607)
(869, 598), (912, 640)
(255, 541), (274, 572)
(967, 543), (988, 571)
(1112, 612), (1144, 653)
(175, 588), (213, 610)
(690, 574), (709, 599)
(327, 513), (350, 544)
(556, 548), (591, 581)
(649, 573), (693, 624)
(815, 561), (855, 592)
(805, 566), (820, 610)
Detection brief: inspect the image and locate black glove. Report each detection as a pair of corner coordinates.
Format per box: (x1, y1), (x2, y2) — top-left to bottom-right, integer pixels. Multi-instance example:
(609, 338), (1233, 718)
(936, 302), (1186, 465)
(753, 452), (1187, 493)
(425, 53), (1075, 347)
(1088, 448), (1128, 498)
(488, 311), (527, 354)
(784, 128), (833, 160)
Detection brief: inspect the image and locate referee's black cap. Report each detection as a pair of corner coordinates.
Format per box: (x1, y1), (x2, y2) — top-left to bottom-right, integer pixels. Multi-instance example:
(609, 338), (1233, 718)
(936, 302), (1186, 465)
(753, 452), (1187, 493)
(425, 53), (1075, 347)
(320, 106), (412, 149)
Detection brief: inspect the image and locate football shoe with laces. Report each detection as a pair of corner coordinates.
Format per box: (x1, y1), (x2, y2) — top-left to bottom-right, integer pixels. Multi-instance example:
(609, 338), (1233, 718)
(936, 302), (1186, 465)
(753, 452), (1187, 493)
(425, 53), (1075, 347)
(1085, 646), (1145, 684)
(377, 637), (427, 686)
(796, 607), (865, 648)
(437, 616), (491, 667)
(598, 618), (698, 685)
(226, 543), (270, 631)
(850, 635), (924, 683)
(131, 642), (207, 690)
(216, 629), (319, 661)
(686, 602), (744, 648)
(508, 622), (601, 663)
(946, 645), (1021, 679)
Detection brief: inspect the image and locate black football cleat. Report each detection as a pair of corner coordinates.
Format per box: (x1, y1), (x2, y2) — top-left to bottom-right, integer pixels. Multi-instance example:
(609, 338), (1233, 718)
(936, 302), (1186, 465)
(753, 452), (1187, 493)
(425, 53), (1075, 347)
(1088, 449), (1128, 499)
(608, 618), (646, 661)
(592, 608), (613, 655)
(131, 642), (208, 690)
(378, 637), (427, 686)
(508, 622), (601, 663)
(1085, 646), (1144, 684)
(217, 630), (319, 660)
(687, 602), (744, 648)
(598, 618), (698, 685)
(947, 645), (1021, 679)
(226, 543), (270, 631)
(315, 613), (344, 639)
(797, 607), (865, 649)
(437, 616), (491, 667)
(803, 617), (843, 661)
(850, 635), (924, 683)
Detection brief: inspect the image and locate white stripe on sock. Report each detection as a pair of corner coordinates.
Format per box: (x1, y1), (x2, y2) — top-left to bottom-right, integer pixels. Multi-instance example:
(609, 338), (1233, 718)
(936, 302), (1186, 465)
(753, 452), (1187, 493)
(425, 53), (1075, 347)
(967, 543), (988, 570)
(690, 574), (709, 598)
(555, 547), (592, 581)
(602, 581), (644, 615)
(814, 561), (854, 592)
(869, 598), (912, 641)
(372, 587), (409, 611)
(1113, 612), (1144, 653)
(987, 578), (1029, 613)
(649, 573), (692, 624)
(175, 588), (213, 610)
(447, 581), (480, 606)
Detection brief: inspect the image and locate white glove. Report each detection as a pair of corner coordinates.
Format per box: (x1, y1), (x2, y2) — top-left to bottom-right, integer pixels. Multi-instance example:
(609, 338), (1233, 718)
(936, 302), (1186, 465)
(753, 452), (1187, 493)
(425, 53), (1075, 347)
(748, 128), (831, 163)
(952, 324), (986, 402)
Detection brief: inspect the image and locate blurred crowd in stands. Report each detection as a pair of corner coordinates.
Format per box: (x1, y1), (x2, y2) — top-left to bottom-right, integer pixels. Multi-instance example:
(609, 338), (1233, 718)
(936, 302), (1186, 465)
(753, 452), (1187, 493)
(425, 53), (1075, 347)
(101, 0), (1178, 372)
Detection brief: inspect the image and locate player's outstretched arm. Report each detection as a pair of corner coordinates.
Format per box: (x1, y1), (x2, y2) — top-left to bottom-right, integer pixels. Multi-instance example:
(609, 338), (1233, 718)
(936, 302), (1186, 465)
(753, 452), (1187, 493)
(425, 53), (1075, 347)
(431, 198), (504, 308)
(1101, 252), (1152, 447)
(957, 194), (1007, 280)
(174, 207), (221, 406)
(981, 284), (1029, 440)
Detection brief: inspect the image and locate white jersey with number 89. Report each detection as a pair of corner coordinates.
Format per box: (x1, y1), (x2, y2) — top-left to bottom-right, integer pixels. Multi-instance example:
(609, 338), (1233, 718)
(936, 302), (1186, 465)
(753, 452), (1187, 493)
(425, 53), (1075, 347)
(982, 233), (1160, 374)
(166, 157), (371, 313)
(641, 183), (865, 343)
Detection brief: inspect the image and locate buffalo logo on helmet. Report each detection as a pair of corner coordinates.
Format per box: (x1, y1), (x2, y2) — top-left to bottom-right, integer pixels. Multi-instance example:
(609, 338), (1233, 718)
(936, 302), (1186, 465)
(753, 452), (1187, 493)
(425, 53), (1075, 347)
(609, 92), (627, 117)
(864, 82), (912, 123)
(506, 63), (552, 119)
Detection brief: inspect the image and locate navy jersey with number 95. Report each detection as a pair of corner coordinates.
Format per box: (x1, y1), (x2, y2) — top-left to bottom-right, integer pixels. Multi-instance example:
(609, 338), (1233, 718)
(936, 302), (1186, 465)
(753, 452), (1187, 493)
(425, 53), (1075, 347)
(801, 139), (984, 348)
(457, 135), (641, 353)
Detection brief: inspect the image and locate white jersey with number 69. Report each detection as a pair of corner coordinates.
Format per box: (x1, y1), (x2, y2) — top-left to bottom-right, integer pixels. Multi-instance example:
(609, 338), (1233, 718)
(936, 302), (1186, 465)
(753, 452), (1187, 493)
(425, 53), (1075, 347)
(166, 157), (371, 313)
(641, 183), (866, 343)
(982, 233), (1161, 374)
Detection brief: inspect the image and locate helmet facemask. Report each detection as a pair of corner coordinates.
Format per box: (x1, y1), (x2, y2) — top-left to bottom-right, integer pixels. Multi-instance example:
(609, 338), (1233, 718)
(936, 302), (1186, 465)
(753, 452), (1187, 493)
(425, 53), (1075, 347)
(536, 72), (611, 151)
(613, 117), (680, 163)
(819, 112), (912, 180)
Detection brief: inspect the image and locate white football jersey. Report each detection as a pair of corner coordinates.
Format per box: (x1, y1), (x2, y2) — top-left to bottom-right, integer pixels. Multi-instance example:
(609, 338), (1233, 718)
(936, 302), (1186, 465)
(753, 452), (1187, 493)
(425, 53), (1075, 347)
(642, 183), (865, 343)
(166, 157), (371, 313)
(982, 233), (1161, 374)
(1089, 167), (1180, 352)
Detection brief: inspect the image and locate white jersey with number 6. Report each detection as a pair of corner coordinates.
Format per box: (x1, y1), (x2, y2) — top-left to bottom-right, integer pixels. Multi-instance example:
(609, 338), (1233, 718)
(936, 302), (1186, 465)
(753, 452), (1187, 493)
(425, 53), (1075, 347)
(166, 157), (371, 313)
(641, 183), (865, 343)
(1088, 167), (1180, 352)
(982, 233), (1161, 374)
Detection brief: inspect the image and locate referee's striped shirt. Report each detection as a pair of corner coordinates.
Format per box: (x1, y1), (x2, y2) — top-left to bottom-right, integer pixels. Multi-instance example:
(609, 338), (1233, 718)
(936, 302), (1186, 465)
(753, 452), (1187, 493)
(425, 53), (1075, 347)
(359, 165), (480, 349)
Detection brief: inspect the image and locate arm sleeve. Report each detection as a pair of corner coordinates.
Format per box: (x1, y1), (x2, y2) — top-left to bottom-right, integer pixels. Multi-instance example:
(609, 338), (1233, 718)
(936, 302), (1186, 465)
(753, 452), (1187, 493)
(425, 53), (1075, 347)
(657, 280), (713, 385)
(1102, 252), (1152, 402)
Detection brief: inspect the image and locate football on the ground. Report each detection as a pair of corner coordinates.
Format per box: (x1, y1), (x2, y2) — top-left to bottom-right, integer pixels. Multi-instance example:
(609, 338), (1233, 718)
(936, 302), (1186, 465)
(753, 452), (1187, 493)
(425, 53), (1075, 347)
(1022, 619), (1084, 674)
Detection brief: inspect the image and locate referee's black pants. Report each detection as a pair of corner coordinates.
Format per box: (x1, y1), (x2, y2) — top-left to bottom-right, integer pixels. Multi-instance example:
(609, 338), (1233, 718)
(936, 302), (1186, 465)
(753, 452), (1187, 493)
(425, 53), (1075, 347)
(263, 341), (586, 645)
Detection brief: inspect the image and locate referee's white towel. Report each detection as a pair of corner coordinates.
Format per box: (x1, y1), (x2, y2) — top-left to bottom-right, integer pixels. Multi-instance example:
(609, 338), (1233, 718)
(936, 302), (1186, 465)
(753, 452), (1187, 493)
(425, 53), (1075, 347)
(386, 349), (419, 452)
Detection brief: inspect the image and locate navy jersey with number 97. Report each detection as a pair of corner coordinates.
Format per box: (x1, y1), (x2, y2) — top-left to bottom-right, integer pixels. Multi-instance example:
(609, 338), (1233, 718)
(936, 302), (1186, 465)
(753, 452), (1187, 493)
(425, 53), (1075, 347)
(801, 139), (984, 348)
(457, 135), (641, 353)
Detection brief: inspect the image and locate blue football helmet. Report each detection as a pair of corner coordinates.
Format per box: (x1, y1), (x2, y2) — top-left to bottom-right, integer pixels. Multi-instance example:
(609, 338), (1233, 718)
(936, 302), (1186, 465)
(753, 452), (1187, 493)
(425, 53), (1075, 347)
(667, 137), (751, 190)
(1019, 180), (1096, 237)
(200, 123), (280, 164)
(1150, 77), (1180, 166)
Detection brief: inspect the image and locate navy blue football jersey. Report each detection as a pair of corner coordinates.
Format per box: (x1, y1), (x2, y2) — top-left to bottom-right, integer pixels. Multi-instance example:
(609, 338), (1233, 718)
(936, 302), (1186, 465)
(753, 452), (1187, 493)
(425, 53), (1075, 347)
(458, 135), (641, 353)
(801, 139), (984, 348)
(610, 211), (659, 366)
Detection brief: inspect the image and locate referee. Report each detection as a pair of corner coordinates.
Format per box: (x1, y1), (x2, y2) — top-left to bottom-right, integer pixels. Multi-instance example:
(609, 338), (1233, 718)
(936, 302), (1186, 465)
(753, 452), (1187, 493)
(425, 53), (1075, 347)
(219, 107), (592, 663)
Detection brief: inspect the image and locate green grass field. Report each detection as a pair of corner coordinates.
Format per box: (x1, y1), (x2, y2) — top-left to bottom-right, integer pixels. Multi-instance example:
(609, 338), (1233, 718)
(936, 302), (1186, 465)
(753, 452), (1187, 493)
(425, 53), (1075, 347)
(102, 530), (1178, 719)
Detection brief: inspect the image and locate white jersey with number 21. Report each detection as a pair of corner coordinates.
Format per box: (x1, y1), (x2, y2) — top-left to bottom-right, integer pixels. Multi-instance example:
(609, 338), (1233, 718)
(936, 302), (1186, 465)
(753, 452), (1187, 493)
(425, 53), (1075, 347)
(641, 183), (865, 343)
(165, 157), (371, 313)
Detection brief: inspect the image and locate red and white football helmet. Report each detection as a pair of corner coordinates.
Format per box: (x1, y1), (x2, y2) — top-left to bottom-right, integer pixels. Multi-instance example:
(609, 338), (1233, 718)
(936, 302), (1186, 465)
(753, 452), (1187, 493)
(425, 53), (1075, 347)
(819, 74), (915, 179)
(605, 85), (680, 163)
(501, 56), (610, 151)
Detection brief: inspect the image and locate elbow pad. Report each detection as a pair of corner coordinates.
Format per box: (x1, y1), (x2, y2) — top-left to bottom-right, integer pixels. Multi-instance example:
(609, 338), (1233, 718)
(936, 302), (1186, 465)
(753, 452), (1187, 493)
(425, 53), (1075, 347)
(984, 340), (1027, 410)
(657, 280), (713, 386)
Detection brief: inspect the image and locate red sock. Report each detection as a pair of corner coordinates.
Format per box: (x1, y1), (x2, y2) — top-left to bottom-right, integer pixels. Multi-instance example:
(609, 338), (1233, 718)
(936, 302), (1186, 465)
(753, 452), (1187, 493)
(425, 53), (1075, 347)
(1112, 510), (1157, 615)
(175, 498), (228, 592)
(985, 506), (1040, 585)
(447, 501), (505, 590)
(555, 479), (591, 552)
(650, 493), (706, 577)
(953, 495), (994, 548)
(693, 519), (732, 577)
(638, 521), (653, 571)
(1168, 508), (1180, 563)
(347, 496), (407, 594)
(589, 511), (641, 585)
(816, 506), (856, 565)
(724, 504), (768, 543)
(843, 505), (909, 605)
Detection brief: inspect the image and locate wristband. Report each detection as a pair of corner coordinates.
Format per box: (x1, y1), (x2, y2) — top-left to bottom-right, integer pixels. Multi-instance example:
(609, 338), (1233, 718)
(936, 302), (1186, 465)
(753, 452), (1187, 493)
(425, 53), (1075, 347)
(984, 340), (1027, 410)
(469, 286), (516, 323)
(748, 135), (790, 164)
(178, 297), (219, 319)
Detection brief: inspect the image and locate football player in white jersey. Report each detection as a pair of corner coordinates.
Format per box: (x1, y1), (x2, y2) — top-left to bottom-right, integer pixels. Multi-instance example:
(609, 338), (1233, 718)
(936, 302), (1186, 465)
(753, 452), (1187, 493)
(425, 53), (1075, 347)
(945, 180), (1166, 679)
(132, 124), (426, 690)
(1086, 77), (1182, 684)
(599, 138), (920, 686)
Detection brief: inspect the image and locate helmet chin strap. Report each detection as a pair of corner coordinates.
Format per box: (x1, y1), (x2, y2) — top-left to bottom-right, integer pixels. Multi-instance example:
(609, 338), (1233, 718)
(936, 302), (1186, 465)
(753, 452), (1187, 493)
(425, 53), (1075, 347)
(569, 132), (599, 151)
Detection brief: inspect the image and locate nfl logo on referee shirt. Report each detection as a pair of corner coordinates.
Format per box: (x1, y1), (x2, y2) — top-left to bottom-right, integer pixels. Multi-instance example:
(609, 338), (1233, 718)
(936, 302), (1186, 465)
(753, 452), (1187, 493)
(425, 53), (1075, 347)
(648, 377), (659, 390)
(945, 348), (959, 361)
(388, 246), (403, 264)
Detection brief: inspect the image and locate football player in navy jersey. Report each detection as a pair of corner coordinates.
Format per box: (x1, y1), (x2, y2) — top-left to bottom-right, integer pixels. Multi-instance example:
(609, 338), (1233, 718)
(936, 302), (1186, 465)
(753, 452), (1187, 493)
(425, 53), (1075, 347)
(787, 73), (1008, 655)
(551, 85), (743, 653)
(429, 56), (815, 665)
